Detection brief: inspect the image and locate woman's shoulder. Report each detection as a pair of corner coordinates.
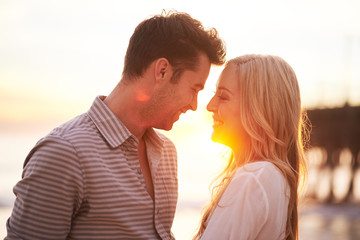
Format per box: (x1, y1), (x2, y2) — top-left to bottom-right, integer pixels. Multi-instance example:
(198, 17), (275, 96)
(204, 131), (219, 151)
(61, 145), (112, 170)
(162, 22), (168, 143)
(233, 161), (289, 195)
(235, 161), (283, 179)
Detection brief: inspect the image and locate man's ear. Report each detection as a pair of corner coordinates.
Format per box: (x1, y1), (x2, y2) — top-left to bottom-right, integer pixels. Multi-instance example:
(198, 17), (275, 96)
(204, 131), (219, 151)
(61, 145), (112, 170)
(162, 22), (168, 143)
(154, 58), (172, 82)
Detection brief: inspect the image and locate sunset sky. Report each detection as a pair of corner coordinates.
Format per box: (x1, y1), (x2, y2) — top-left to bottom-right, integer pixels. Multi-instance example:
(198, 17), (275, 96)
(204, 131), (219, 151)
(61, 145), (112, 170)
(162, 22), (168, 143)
(1, 0), (360, 131)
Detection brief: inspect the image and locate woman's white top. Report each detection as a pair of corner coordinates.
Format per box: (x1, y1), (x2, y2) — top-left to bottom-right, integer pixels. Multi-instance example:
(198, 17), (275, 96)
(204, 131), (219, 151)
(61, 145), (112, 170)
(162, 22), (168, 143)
(200, 161), (290, 240)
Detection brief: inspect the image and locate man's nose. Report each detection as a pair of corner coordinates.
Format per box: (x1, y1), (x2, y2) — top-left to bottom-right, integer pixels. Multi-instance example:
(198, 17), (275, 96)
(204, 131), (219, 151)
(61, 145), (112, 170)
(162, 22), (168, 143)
(190, 95), (198, 111)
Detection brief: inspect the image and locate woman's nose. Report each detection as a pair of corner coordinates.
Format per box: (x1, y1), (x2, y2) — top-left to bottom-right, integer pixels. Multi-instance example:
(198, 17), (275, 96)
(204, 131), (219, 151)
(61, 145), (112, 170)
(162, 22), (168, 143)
(206, 96), (216, 112)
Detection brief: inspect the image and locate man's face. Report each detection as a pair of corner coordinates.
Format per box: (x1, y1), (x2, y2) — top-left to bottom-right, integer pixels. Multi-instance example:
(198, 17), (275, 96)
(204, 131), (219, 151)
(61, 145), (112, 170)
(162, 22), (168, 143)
(146, 53), (211, 130)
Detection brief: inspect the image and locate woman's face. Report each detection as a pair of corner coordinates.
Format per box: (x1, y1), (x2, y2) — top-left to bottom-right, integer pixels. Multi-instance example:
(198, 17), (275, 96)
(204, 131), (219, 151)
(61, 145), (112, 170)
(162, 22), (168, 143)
(207, 66), (245, 150)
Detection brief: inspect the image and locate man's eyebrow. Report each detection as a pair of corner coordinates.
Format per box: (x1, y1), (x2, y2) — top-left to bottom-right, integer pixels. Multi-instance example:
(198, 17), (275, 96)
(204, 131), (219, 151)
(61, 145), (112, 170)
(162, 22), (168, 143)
(194, 83), (205, 90)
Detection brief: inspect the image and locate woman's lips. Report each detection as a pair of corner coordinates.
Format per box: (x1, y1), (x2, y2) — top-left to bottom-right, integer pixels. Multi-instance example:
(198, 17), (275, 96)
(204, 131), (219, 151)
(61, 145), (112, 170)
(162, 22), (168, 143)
(212, 115), (223, 127)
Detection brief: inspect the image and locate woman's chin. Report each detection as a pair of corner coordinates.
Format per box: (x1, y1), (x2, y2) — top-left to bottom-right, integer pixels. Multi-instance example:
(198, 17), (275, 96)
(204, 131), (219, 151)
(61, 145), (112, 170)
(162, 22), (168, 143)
(211, 133), (239, 149)
(210, 133), (226, 146)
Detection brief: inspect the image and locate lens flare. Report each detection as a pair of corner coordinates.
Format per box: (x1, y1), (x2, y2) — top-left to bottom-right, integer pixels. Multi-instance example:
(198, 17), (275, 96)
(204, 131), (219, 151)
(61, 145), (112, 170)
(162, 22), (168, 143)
(135, 91), (150, 102)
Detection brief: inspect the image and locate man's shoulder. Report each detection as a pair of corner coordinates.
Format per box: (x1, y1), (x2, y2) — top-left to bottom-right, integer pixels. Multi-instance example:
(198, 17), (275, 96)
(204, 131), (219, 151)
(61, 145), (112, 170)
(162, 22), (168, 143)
(32, 113), (97, 150)
(48, 113), (94, 139)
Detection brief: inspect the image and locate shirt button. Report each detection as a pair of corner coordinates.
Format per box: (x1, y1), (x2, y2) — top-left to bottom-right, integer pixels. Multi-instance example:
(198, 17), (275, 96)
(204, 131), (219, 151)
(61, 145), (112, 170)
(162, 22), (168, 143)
(137, 168), (142, 174)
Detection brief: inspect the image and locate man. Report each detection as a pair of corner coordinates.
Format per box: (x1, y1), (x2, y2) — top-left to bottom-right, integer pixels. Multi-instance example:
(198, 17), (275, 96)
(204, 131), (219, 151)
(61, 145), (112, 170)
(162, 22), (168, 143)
(5, 11), (225, 239)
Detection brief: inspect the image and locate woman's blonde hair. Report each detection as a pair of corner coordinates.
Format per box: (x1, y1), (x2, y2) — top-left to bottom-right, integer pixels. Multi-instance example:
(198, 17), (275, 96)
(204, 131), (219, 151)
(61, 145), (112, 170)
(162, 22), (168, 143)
(194, 55), (308, 240)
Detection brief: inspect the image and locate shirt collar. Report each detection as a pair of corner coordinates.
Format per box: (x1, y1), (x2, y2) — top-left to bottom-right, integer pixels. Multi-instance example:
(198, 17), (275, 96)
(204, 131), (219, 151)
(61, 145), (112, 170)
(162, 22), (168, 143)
(87, 96), (164, 149)
(145, 128), (165, 150)
(144, 128), (165, 174)
(87, 96), (132, 148)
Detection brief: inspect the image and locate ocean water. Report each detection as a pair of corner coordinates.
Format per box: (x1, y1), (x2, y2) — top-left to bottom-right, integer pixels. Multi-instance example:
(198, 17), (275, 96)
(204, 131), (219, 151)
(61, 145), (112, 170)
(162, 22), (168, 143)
(1, 130), (360, 239)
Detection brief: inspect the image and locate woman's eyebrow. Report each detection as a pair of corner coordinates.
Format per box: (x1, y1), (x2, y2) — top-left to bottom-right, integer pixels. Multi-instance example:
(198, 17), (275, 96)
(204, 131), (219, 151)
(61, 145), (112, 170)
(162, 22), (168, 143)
(217, 86), (233, 94)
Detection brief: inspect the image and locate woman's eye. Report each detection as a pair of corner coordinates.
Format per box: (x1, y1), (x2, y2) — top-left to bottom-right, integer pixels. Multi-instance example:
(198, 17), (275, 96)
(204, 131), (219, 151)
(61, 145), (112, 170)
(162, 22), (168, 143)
(218, 94), (227, 100)
(216, 91), (228, 100)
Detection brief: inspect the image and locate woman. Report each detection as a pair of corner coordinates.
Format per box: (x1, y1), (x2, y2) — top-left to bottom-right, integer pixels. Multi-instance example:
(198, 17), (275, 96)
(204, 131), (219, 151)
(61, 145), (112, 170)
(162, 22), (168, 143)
(194, 55), (308, 240)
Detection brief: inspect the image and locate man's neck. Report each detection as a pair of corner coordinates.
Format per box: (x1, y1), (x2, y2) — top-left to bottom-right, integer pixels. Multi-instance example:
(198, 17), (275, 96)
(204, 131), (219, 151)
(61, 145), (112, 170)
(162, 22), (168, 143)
(103, 82), (149, 141)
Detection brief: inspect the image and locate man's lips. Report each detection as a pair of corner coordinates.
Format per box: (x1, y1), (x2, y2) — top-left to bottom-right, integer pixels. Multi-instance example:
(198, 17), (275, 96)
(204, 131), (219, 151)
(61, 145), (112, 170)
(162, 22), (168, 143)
(174, 109), (187, 121)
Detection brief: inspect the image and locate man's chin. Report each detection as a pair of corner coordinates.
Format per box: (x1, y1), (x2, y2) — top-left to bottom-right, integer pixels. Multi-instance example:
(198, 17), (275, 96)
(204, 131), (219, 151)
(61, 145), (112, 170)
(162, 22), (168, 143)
(162, 126), (173, 131)
(154, 121), (175, 131)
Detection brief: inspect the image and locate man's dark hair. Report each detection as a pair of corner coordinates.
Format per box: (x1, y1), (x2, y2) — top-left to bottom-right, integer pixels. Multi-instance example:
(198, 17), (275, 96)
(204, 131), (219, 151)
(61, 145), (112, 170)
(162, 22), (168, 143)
(122, 10), (226, 82)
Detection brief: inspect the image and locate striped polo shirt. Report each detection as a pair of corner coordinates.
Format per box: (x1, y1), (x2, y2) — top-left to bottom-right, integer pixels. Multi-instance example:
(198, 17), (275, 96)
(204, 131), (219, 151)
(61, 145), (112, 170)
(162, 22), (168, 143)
(6, 96), (178, 240)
